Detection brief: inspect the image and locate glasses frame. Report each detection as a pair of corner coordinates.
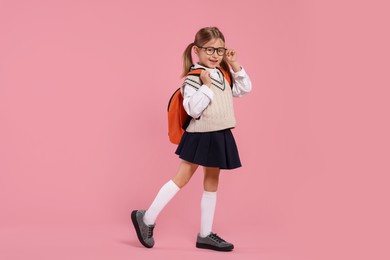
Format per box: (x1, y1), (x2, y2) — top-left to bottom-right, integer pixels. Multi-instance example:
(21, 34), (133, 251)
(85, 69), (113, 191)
(196, 46), (227, 56)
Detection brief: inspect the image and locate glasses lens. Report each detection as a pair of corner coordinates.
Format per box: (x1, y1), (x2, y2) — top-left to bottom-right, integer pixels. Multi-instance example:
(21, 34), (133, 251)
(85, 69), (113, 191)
(206, 48), (215, 55)
(217, 48), (226, 56)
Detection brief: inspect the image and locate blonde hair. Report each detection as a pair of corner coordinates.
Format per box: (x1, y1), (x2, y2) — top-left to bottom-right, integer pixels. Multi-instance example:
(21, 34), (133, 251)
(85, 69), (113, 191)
(182, 27), (232, 80)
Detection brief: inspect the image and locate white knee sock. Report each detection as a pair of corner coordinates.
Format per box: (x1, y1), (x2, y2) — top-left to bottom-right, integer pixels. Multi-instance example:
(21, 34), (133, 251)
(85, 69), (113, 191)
(200, 191), (217, 238)
(143, 180), (180, 225)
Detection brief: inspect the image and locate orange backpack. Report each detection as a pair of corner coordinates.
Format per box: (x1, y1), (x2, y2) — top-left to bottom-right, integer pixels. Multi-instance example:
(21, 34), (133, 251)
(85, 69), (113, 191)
(167, 67), (232, 144)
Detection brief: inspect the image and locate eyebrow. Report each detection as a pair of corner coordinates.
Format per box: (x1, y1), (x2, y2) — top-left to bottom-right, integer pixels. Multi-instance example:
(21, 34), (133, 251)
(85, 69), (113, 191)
(202, 46), (226, 48)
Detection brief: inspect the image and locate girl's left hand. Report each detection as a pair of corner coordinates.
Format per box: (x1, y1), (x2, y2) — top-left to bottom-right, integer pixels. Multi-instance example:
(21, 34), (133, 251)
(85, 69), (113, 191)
(225, 49), (241, 72)
(224, 49), (237, 64)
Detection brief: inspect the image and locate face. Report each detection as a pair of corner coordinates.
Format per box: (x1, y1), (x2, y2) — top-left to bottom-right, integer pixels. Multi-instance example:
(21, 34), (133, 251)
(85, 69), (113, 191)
(194, 38), (225, 69)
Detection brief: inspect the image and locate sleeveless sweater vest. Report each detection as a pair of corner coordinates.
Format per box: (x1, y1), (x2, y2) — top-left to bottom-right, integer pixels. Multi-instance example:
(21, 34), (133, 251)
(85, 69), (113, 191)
(183, 70), (236, 133)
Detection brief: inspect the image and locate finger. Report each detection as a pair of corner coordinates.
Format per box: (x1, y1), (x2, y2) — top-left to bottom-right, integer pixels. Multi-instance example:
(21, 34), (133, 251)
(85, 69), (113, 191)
(201, 71), (210, 78)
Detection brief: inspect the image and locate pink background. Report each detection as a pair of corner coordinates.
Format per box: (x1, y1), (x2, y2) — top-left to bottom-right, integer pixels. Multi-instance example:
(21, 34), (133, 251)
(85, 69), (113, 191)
(1, 0), (389, 259)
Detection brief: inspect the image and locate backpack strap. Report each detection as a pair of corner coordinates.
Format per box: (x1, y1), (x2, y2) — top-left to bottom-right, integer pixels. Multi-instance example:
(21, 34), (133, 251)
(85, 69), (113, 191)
(187, 68), (205, 75)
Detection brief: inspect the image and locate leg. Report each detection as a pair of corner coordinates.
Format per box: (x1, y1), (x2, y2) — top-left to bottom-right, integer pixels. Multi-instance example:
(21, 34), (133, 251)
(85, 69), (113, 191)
(132, 160), (198, 248)
(203, 166), (220, 192)
(172, 160), (199, 188)
(144, 160), (198, 225)
(200, 167), (220, 237)
(196, 167), (234, 251)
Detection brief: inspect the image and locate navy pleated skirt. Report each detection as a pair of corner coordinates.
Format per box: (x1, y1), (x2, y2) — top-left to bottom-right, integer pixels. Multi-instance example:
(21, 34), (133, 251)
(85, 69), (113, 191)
(175, 128), (241, 170)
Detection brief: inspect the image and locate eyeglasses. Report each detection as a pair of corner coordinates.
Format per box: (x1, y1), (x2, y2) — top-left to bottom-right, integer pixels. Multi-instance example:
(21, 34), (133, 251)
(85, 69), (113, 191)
(196, 46), (227, 56)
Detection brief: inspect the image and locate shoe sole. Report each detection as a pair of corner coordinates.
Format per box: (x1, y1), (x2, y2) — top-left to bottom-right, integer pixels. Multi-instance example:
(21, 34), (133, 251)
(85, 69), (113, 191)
(131, 210), (153, 248)
(196, 242), (234, 252)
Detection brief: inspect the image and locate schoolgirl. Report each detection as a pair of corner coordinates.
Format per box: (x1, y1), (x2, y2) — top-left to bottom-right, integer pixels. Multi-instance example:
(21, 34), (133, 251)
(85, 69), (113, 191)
(132, 26), (252, 251)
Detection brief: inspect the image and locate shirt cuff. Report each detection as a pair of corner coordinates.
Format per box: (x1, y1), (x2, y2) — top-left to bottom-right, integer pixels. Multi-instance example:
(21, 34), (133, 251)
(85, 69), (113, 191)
(232, 67), (246, 78)
(199, 85), (214, 100)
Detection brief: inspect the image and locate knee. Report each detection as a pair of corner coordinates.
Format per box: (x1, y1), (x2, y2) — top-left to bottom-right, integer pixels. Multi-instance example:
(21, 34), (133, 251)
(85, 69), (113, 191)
(172, 172), (193, 189)
(203, 178), (219, 192)
(173, 176), (190, 189)
(173, 161), (198, 188)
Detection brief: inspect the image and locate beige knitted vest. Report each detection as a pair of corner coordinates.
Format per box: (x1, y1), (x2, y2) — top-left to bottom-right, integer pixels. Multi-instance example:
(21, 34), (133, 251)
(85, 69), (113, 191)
(183, 70), (236, 133)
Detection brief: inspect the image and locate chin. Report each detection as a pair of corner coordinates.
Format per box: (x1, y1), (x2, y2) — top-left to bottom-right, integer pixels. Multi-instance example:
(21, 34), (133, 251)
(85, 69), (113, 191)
(200, 61), (220, 68)
(208, 63), (220, 68)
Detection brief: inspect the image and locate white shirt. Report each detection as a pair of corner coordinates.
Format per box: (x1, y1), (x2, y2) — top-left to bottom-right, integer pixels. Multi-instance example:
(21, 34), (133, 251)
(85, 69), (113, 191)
(183, 63), (252, 119)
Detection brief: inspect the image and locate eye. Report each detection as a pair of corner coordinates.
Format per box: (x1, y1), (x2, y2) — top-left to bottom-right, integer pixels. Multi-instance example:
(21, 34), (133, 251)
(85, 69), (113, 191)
(206, 48), (214, 54)
(217, 48), (225, 55)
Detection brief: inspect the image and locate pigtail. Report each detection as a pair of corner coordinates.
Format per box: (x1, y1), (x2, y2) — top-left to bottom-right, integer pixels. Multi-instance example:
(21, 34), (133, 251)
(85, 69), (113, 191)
(182, 43), (194, 78)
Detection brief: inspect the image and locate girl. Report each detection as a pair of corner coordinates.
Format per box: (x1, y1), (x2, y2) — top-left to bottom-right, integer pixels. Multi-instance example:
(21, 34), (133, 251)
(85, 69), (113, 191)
(131, 27), (252, 252)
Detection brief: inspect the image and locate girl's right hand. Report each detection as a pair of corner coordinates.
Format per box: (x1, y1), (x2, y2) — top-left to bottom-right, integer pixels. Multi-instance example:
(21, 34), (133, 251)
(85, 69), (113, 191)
(200, 70), (212, 87)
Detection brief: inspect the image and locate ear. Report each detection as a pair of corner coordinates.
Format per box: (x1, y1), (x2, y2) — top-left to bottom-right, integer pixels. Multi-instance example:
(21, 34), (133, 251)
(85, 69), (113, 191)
(193, 45), (199, 55)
